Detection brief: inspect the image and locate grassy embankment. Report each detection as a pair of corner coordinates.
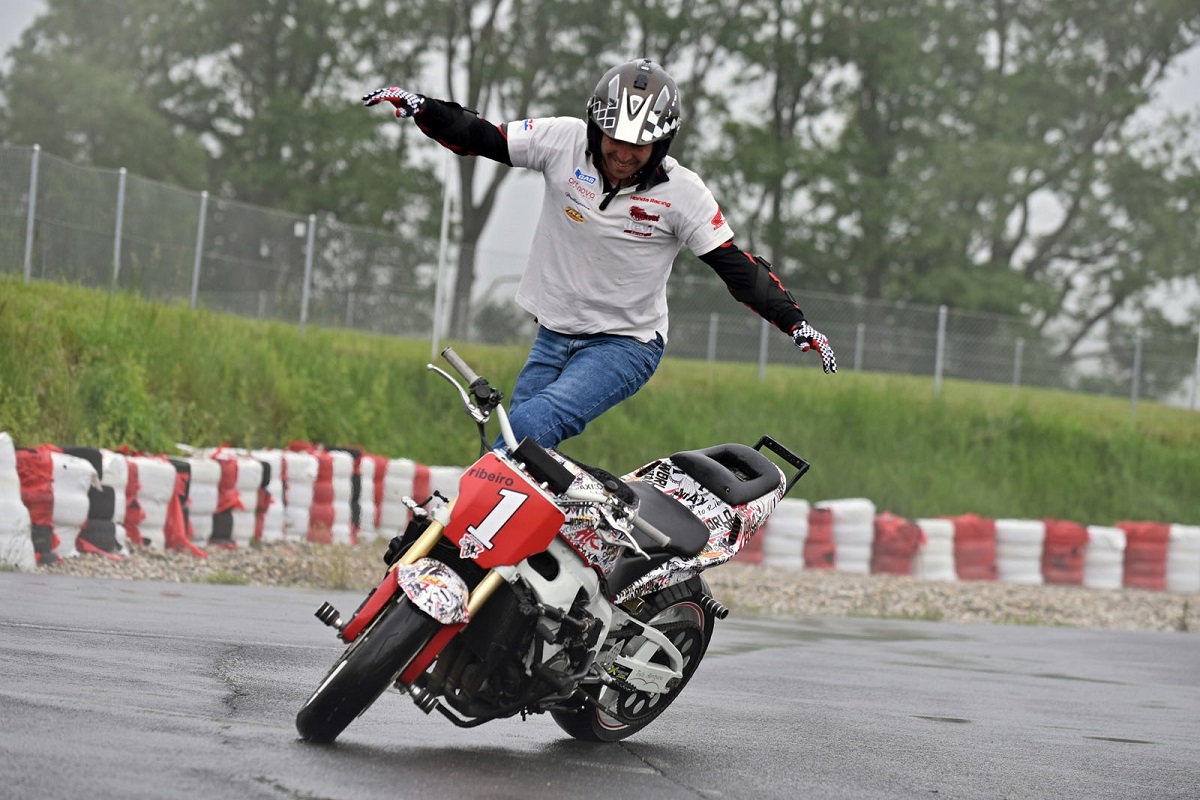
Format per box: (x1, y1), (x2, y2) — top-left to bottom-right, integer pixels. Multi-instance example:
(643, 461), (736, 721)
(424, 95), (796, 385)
(2, 276), (1197, 526)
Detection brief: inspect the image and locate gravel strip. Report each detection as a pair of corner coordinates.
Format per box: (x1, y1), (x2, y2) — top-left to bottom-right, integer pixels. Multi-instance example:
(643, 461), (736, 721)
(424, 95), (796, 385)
(31, 543), (1199, 634)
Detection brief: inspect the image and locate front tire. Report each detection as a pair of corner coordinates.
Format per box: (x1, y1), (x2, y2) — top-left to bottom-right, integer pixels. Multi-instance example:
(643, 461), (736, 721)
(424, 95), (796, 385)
(296, 597), (440, 744)
(552, 577), (715, 742)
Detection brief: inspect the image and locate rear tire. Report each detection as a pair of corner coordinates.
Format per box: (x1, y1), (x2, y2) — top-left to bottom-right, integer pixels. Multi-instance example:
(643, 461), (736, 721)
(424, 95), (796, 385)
(296, 598), (440, 743)
(552, 577), (715, 742)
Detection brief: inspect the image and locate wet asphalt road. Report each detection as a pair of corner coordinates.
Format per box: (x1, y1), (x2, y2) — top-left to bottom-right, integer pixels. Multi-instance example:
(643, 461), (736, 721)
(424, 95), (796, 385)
(1, 573), (1196, 800)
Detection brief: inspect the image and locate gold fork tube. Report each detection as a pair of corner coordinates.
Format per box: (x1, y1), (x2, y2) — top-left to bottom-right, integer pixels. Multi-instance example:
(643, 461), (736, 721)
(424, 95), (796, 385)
(396, 519), (447, 567)
(466, 571), (507, 617)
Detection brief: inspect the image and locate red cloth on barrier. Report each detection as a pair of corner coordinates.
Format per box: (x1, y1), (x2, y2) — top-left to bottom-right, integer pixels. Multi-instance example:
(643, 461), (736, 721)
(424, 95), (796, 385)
(1042, 519), (1088, 585)
(16, 445), (61, 560)
(804, 507), (835, 569)
(871, 512), (925, 576)
(948, 514), (997, 581)
(165, 469), (205, 557)
(213, 457), (245, 515)
(1116, 521), (1170, 591)
(15, 446), (55, 527)
(123, 459), (146, 546)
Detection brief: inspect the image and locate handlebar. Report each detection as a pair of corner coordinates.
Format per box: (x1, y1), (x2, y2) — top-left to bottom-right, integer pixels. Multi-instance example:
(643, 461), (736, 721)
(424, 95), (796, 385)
(441, 347), (480, 385)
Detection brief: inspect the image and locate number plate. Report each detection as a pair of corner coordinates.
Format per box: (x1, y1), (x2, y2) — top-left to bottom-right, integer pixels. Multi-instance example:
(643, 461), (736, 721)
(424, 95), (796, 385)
(442, 453), (566, 568)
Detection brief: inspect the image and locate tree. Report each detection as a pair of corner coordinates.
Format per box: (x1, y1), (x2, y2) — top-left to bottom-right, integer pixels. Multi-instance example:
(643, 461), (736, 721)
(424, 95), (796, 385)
(712, 0), (1200, 366)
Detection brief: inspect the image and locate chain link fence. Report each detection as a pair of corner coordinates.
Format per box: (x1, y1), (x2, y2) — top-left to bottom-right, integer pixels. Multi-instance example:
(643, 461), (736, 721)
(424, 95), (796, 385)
(3, 143), (1198, 413)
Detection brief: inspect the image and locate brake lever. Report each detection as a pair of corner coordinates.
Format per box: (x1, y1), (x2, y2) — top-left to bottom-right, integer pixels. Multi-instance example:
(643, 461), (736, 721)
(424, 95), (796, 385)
(426, 364), (490, 424)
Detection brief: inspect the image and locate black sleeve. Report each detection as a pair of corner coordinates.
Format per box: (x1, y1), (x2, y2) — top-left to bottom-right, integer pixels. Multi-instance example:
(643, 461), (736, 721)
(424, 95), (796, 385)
(697, 241), (806, 334)
(413, 98), (512, 166)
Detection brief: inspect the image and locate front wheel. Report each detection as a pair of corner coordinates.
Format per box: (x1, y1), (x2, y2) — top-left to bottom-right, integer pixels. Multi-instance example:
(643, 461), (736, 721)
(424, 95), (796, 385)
(552, 577), (715, 742)
(296, 597), (440, 744)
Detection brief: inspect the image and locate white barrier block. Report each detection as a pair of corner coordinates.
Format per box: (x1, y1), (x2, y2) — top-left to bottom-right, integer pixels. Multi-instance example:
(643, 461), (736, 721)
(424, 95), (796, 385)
(0, 432), (35, 571)
(184, 458), (221, 544)
(100, 450), (128, 527)
(762, 497), (810, 570)
(283, 452), (319, 541)
(378, 458), (417, 536)
(995, 518), (1046, 585)
(1084, 525), (1126, 590)
(817, 497), (876, 574)
(231, 456), (264, 546)
(914, 518), (957, 581)
(1167, 524), (1200, 594)
(51, 452), (99, 558)
(357, 456), (379, 544)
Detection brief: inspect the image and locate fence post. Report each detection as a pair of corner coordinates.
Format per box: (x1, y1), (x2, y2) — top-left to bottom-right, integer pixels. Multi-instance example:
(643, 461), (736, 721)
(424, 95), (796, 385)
(757, 318), (769, 381)
(23, 145), (40, 283)
(1191, 326), (1199, 412)
(854, 322), (865, 371)
(300, 213), (316, 335)
(934, 305), (948, 398)
(190, 190), (208, 309)
(432, 152), (454, 359)
(706, 313), (719, 362)
(1129, 329), (1143, 421)
(1013, 338), (1024, 388)
(112, 167), (127, 287)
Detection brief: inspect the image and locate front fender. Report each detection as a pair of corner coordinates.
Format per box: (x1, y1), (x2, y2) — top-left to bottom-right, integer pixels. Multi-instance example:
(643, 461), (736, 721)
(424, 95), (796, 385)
(395, 558), (471, 624)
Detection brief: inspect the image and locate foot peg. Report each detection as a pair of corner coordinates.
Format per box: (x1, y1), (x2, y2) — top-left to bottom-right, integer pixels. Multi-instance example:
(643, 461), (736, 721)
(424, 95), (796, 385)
(698, 594), (729, 620)
(315, 602), (344, 630)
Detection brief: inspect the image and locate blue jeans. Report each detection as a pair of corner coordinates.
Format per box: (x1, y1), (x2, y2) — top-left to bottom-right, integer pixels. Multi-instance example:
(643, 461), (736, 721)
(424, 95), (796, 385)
(505, 326), (665, 449)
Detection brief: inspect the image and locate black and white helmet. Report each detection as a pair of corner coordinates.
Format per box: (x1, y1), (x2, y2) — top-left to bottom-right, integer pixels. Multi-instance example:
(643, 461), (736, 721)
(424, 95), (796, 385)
(587, 58), (681, 146)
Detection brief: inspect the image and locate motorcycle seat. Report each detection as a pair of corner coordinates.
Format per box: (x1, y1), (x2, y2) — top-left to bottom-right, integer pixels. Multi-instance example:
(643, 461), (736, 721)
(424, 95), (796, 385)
(604, 481), (712, 599)
(668, 444), (782, 506)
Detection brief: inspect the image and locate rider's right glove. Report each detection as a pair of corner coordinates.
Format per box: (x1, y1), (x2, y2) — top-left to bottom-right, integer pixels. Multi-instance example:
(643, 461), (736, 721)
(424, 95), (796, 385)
(792, 321), (838, 374)
(362, 86), (425, 118)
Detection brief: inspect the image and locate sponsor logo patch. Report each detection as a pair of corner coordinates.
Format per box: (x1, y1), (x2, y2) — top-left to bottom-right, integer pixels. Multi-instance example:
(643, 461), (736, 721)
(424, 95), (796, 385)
(565, 207), (586, 223)
(629, 206), (660, 223)
(573, 168), (598, 185)
(522, 119), (534, 131)
(632, 195), (671, 208)
(710, 207), (726, 230)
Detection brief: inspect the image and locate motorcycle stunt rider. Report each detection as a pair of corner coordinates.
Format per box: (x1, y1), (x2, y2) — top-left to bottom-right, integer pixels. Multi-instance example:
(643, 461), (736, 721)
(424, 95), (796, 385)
(364, 58), (837, 450)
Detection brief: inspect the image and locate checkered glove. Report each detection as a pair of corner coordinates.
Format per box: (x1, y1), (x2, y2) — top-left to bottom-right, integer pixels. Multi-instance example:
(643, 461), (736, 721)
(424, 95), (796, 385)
(792, 322), (837, 373)
(362, 86), (425, 118)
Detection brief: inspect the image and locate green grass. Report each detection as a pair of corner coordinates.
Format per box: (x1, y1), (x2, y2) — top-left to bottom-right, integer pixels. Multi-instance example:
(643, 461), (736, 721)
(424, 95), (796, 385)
(2, 275), (1197, 527)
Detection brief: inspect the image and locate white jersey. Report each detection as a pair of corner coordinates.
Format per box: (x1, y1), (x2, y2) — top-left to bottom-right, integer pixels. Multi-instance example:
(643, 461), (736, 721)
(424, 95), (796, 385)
(504, 116), (733, 342)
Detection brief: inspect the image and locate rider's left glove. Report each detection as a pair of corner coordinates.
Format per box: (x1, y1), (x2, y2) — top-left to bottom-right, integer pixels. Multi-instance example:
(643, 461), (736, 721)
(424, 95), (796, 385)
(792, 322), (838, 374)
(362, 86), (425, 118)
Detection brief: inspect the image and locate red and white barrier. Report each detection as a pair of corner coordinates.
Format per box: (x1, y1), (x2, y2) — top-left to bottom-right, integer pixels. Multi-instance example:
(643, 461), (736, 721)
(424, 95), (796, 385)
(0, 432), (35, 571)
(4, 430), (1196, 597)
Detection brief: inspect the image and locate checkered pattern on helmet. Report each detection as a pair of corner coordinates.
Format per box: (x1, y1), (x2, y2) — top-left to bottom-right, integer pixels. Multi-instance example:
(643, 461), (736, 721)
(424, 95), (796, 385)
(587, 96), (678, 144)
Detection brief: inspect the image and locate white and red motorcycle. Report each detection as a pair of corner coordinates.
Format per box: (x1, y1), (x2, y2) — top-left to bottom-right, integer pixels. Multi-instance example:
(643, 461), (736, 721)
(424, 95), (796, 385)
(296, 348), (809, 743)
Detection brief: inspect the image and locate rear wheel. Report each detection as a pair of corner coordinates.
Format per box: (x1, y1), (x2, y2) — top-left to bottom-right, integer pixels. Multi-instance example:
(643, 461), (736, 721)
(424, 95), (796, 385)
(552, 577), (715, 742)
(296, 598), (440, 743)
